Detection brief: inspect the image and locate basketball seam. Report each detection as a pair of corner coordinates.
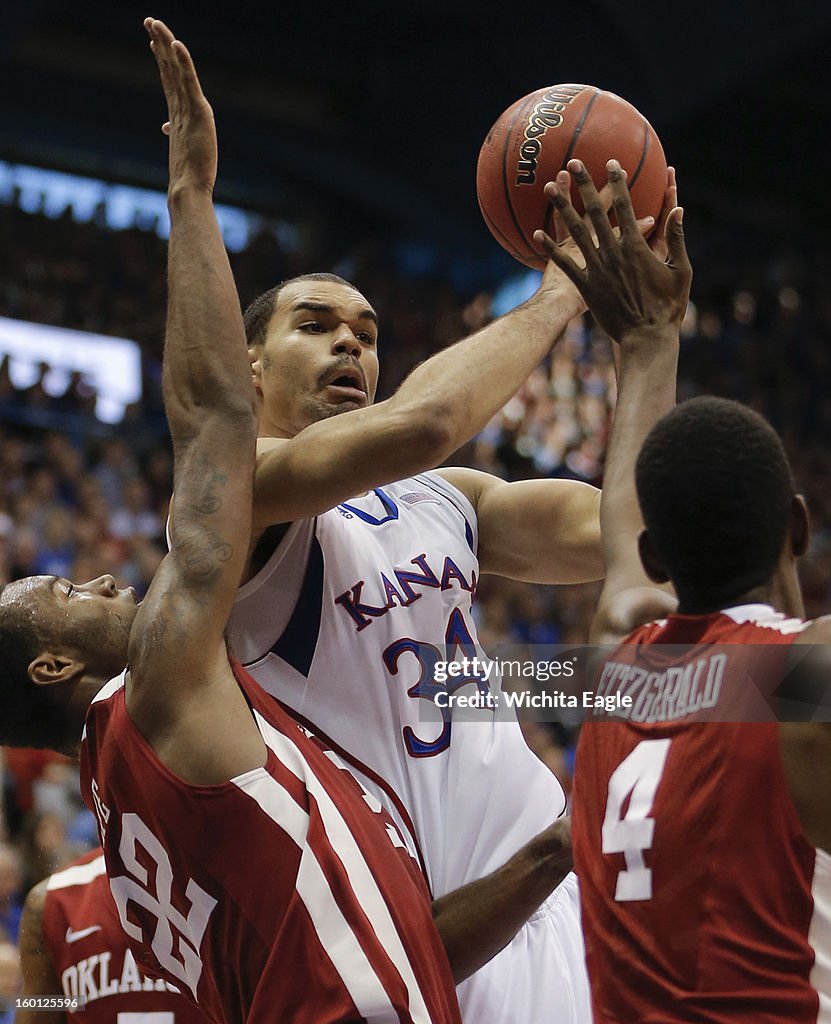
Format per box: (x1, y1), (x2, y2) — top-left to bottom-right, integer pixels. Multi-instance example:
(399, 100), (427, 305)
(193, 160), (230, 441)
(500, 94), (541, 256)
(629, 118), (651, 189)
(543, 87), (602, 238)
(561, 87), (602, 168)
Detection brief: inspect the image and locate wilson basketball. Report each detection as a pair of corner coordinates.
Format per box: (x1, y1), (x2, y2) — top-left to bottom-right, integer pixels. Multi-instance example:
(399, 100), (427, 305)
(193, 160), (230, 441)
(477, 84), (668, 270)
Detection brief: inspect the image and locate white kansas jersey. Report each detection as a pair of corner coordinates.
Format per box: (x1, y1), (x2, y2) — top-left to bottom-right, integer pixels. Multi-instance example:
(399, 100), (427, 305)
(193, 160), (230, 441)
(229, 472), (566, 897)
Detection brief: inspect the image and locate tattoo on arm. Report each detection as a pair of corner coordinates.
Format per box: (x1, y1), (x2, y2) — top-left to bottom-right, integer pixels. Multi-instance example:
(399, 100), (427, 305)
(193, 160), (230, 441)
(179, 527), (233, 581)
(174, 455), (234, 582)
(190, 462), (227, 516)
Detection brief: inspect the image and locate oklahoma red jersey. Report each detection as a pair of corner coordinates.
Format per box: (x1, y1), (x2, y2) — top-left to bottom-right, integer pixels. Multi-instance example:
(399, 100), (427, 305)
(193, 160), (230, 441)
(573, 603), (831, 1024)
(79, 661), (461, 1024)
(43, 848), (211, 1023)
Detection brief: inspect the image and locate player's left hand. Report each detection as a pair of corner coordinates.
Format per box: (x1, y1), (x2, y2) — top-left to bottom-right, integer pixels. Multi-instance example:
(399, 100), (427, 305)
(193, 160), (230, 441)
(145, 18), (217, 195)
(534, 159), (691, 346)
(539, 168), (657, 299)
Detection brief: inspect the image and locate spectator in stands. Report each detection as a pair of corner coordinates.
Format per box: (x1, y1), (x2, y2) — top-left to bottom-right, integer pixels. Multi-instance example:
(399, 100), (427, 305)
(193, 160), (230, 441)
(0, 845), (23, 943)
(0, 939), (20, 1024)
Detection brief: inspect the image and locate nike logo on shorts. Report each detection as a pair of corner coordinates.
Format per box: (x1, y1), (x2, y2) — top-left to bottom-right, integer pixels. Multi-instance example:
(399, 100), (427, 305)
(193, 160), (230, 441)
(65, 925), (102, 943)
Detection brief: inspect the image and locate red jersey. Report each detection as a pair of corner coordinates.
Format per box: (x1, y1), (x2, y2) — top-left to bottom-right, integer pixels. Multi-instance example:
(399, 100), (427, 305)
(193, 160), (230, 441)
(43, 848), (211, 1023)
(79, 662), (461, 1024)
(573, 603), (831, 1024)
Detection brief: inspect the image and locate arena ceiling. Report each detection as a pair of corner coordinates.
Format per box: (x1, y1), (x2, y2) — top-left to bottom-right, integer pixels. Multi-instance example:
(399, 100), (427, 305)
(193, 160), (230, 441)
(2, 0), (829, 248)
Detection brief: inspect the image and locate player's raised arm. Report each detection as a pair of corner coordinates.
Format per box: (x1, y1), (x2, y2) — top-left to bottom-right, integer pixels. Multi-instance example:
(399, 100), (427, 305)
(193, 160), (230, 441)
(247, 183), (655, 585)
(250, 260), (585, 528)
(126, 22), (257, 758)
(245, 173), (656, 531)
(435, 469), (603, 584)
(418, 174), (684, 587)
(535, 159), (690, 642)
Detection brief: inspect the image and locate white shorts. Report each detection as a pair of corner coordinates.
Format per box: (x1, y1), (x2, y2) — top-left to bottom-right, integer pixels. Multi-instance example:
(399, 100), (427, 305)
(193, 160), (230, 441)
(455, 871), (592, 1024)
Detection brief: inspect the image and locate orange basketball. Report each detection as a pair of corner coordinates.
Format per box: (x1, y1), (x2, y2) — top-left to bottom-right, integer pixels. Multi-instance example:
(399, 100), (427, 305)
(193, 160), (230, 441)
(477, 84), (668, 270)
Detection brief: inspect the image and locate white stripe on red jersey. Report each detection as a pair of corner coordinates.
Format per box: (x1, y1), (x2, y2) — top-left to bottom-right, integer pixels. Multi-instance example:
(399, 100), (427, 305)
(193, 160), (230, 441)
(251, 708), (435, 1023)
(46, 854), (106, 890)
(811, 848), (831, 1024)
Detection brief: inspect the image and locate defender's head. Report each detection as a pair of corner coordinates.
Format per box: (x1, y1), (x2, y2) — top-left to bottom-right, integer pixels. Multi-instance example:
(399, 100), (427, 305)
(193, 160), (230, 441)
(0, 574), (138, 749)
(635, 396), (808, 612)
(245, 273), (380, 437)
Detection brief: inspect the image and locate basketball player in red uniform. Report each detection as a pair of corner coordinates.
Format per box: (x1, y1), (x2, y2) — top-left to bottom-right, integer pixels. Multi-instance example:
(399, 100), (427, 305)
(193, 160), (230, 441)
(0, 19), (574, 1024)
(17, 848), (212, 1023)
(538, 159), (831, 1021)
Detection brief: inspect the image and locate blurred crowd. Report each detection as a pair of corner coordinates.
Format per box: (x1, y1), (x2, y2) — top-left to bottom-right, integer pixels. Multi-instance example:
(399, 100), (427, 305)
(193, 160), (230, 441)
(0, 194), (828, 999)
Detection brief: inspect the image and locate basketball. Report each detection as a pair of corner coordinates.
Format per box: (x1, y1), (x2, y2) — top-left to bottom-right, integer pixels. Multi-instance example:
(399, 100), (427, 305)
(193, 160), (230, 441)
(477, 84), (668, 270)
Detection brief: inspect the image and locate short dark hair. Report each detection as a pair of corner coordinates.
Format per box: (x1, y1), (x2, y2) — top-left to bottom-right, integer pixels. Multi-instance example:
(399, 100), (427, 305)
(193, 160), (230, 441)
(243, 273), (357, 348)
(635, 396), (795, 610)
(0, 591), (65, 750)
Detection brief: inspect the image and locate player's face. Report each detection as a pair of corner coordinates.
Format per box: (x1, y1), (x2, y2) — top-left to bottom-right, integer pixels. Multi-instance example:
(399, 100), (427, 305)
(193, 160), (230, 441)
(1, 574), (139, 680)
(252, 281), (380, 437)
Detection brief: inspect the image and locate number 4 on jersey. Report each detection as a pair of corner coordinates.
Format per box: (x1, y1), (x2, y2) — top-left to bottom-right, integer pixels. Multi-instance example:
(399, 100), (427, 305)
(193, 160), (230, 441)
(601, 739), (671, 902)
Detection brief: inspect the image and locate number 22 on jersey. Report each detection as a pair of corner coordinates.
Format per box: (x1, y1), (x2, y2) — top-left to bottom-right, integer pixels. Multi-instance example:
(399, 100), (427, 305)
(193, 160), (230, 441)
(601, 739), (671, 902)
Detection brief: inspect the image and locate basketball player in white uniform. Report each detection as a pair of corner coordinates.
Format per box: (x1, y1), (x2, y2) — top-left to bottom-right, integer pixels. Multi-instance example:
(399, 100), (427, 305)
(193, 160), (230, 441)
(228, 167), (676, 1021)
(231, 470), (586, 1022)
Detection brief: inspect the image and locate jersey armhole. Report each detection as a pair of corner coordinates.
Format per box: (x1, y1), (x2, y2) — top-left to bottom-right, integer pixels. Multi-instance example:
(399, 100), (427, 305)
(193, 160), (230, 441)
(235, 518), (315, 601)
(414, 471), (479, 553)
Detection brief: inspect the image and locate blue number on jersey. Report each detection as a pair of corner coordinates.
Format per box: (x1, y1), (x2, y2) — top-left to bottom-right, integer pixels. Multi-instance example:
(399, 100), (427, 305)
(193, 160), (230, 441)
(384, 608), (488, 758)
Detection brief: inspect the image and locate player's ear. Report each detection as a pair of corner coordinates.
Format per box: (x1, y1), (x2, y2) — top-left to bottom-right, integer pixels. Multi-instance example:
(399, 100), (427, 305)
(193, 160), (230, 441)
(29, 652), (85, 687)
(790, 494), (810, 558)
(249, 345), (264, 395)
(638, 530), (670, 584)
